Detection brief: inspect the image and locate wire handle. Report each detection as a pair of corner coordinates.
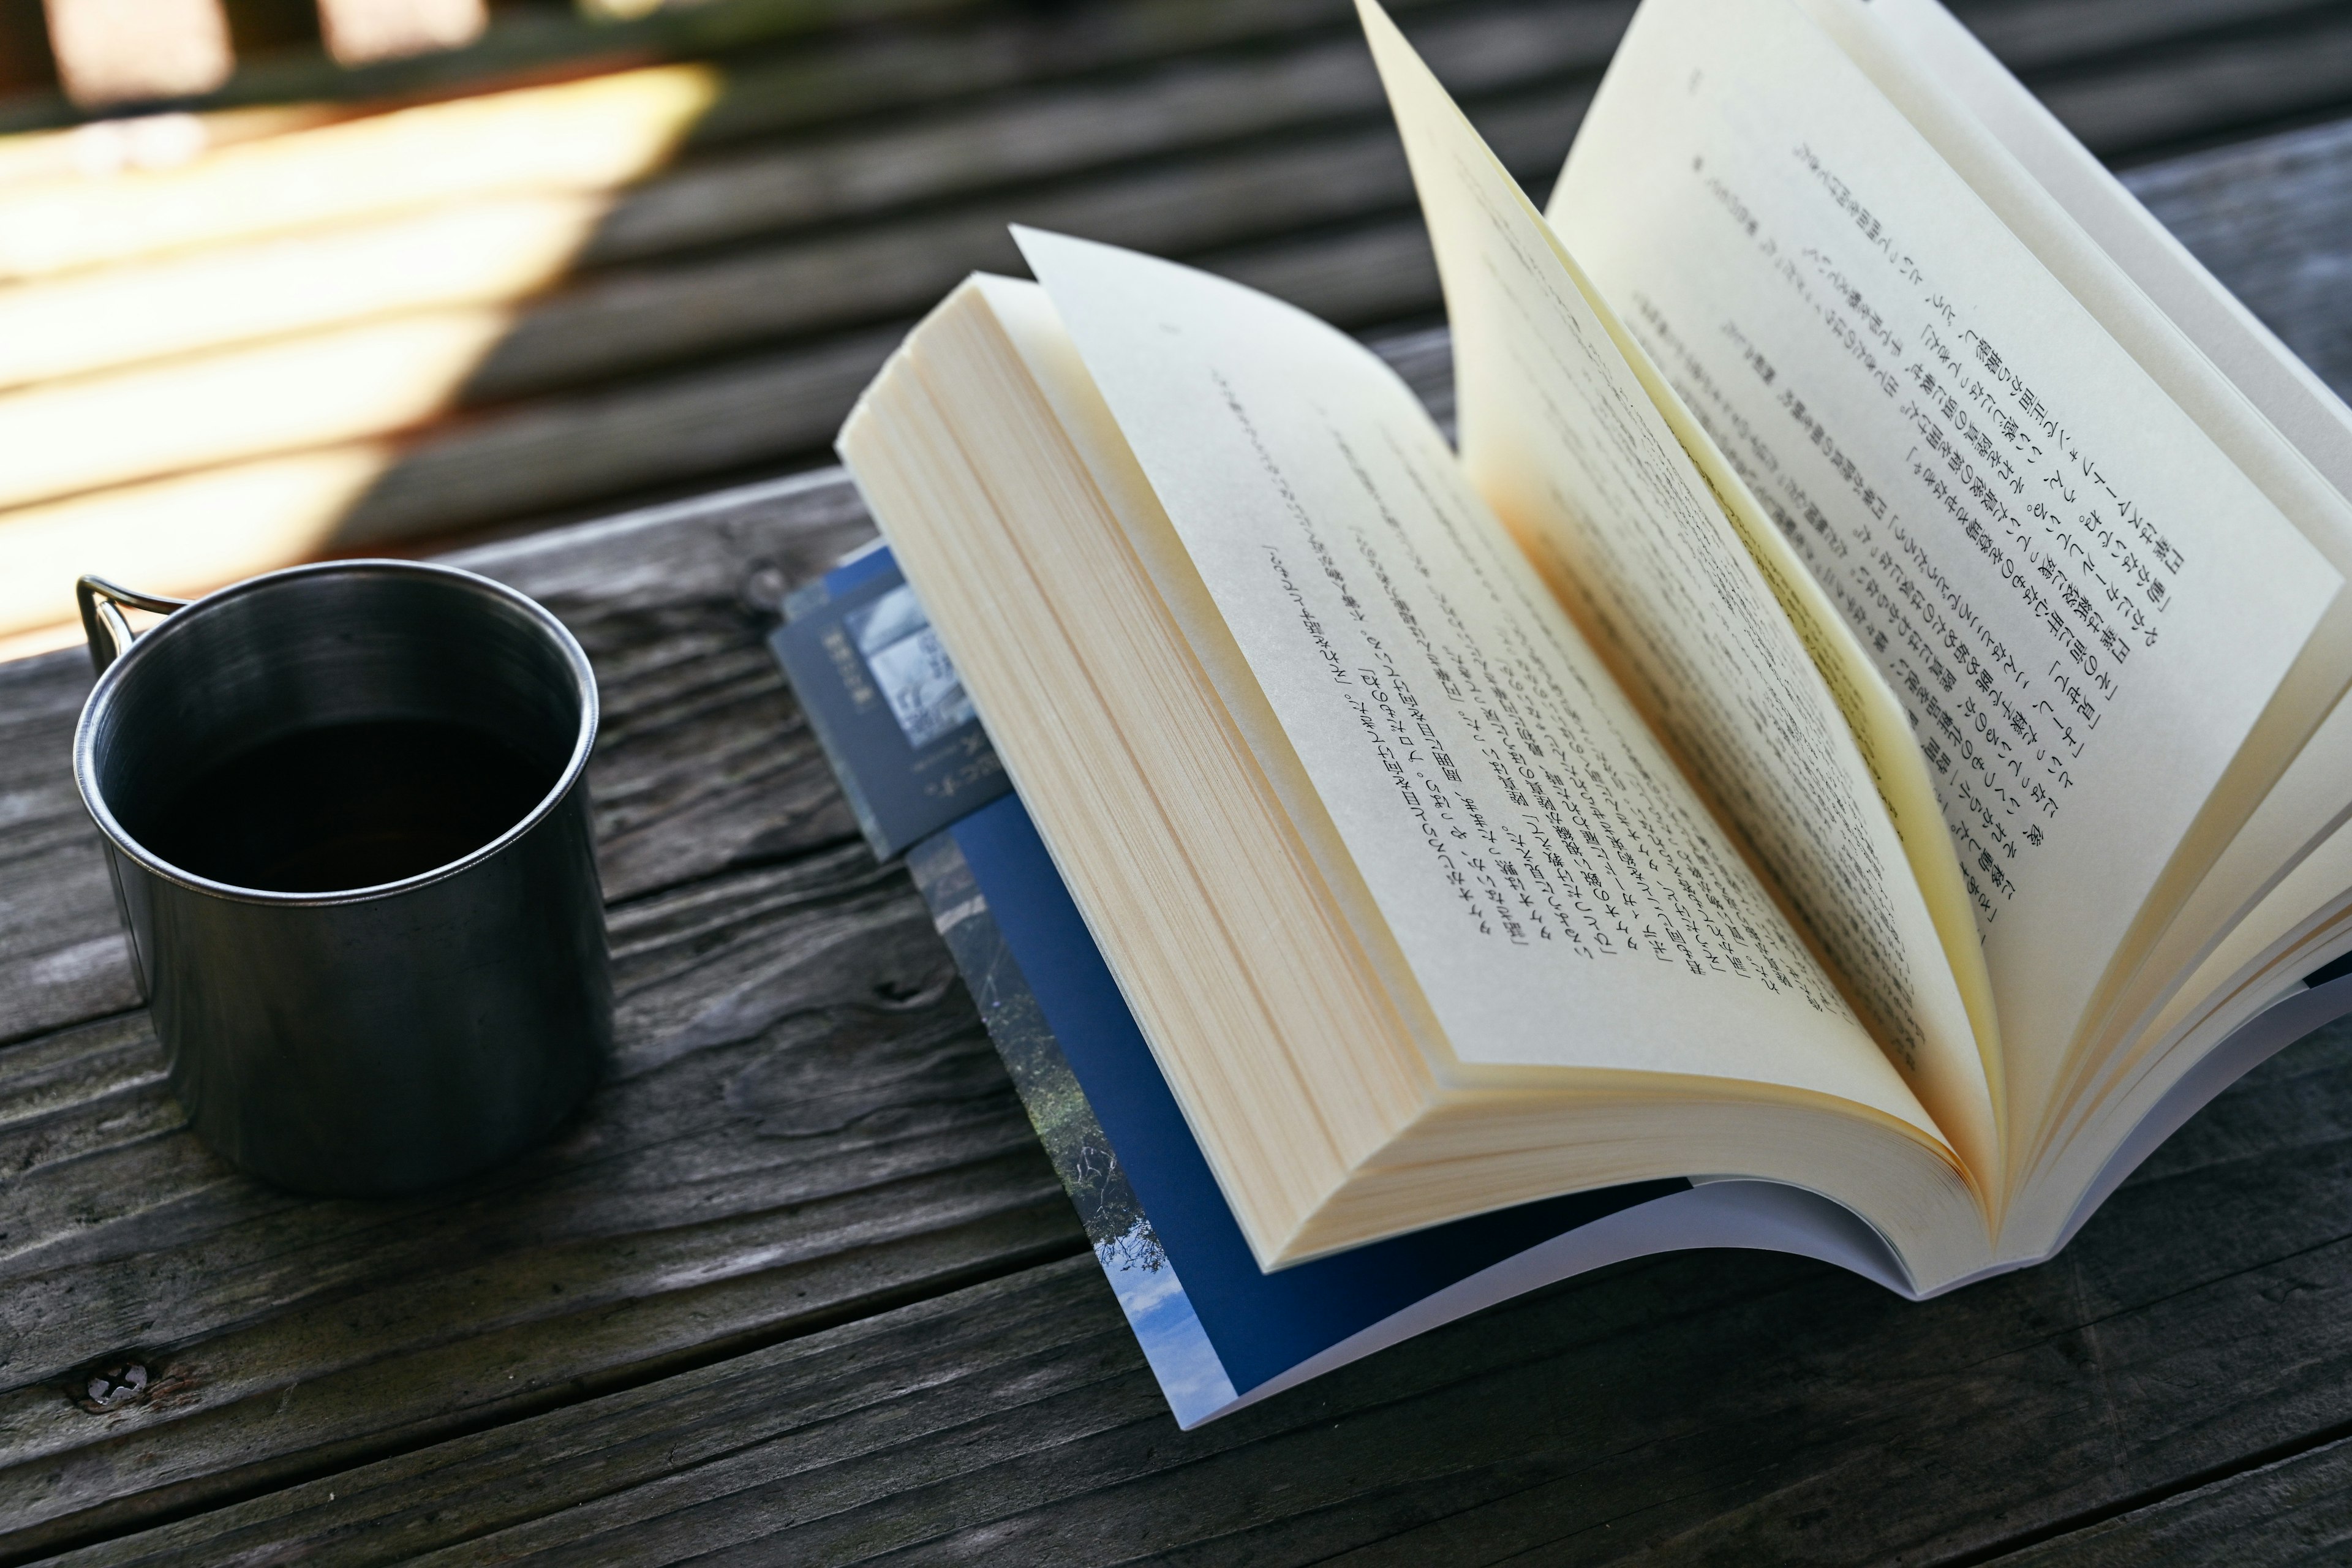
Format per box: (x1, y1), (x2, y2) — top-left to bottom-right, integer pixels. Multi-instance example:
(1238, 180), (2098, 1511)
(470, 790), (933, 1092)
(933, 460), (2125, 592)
(77, 576), (190, 678)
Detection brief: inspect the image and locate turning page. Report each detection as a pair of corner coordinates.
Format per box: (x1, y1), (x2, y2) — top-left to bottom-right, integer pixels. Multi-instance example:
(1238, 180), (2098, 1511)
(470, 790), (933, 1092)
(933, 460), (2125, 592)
(1357, 1), (1996, 1175)
(1550, 0), (2341, 1158)
(1802, 0), (2352, 1183)
(1015, 225), (1943, 1140)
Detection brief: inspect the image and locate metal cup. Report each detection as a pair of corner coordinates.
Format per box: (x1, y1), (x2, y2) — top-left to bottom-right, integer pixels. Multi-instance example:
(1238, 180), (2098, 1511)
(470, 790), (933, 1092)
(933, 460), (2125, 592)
(70, 560), (613, 1196)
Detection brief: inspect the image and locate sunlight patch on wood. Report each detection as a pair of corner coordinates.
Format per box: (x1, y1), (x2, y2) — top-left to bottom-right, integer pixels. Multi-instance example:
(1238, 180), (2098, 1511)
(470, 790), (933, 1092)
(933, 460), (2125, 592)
(0, 62), (720, 279)
(0, 194), (606, 386)
(0, 619), (96, 662)
(0, 445), (393, 638)
(0, 59), (723, 641)
(0, 108), (352, 190)
(0, 310), (514, 510)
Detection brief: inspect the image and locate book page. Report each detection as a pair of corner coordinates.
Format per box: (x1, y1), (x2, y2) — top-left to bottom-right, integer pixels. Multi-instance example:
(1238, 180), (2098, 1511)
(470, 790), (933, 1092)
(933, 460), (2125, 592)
(1357, 1), (1996, 1174)
(1813, 0), (2352, 1145)
(1014, 225), (1943, 1139)
(1862, 0), (2352, 519)
(1548, 0), (2342, 1146)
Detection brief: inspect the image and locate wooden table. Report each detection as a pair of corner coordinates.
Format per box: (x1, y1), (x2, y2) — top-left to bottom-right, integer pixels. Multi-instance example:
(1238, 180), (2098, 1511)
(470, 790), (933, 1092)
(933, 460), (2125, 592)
(7, 114), (2352, 1568)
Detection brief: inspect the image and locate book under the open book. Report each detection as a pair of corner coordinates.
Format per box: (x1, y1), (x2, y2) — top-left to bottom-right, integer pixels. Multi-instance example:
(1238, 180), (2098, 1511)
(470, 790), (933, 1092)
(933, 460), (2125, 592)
(832, 0), (2352, 1306)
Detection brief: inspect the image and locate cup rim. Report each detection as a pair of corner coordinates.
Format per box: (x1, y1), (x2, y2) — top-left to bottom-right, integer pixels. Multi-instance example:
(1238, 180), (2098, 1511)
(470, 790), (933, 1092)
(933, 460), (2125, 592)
(71, 558), (601, 907)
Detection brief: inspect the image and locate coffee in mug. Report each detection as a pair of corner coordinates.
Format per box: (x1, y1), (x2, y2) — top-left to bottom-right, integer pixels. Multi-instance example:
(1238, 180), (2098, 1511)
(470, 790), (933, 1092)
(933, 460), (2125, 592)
(72, 561), (613, 1196)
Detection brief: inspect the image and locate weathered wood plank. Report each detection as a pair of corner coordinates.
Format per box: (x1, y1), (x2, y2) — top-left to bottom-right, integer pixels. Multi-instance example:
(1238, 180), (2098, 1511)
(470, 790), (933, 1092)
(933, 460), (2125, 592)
(51, 1019), (2352, 1567)
(37, 0), (2352, 518)
(3, 0), (2331, 153)
(0, 211), (1452, 644)
(1959, 0), (2347, 75)
(0, 228), (1442, 637)
(2037, 6), (2352, 162)
(677, 0), (1411, 152)
(4, 0), (1485, 143)
(38, 1257), (1141, 1568)
(0, 0), (979, 135)
(0, 699), (1084, 1557)
(0, 840), (1082, 1561)
(4, 0), (2339, 393)
(463, 85), (1577, 406)
(1983, 1434), (2352, 1565)
(585, 0), (1627, 269)
(376, 72), (2352, 552)
(0, 0), (1462, 283)
(569, 0), (2352, 266)
(0, 654), (134, 1044)
(442, 469), (875, 899)
(2125, 116), (2352, 400)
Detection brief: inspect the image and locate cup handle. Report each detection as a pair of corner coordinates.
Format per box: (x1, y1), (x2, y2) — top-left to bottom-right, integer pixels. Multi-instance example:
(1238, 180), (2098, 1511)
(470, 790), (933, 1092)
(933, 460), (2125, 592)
(77, 576), (189, 678)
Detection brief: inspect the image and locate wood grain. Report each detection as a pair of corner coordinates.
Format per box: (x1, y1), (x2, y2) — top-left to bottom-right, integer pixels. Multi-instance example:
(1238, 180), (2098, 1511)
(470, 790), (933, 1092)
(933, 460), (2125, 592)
(46, 1022), (2352, 1566)
(68, 216), (1446, 562)
(330, 78), (2352, 559)
(2125, 116), (2352, 398)
(582, 0), (1627, 268)
(0, 850), (1082, 1561)
(1984, 1435), (2352, 1565)
(1961, 0), (2352, 74)
(2038, 6), (2352, 162)
(0, 653), (134, 1044)
(462, 85), (1578, 405)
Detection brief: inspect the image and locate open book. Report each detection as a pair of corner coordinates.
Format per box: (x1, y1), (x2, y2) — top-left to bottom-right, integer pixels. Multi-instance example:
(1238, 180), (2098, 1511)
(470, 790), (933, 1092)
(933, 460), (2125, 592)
(835, 0), (2352, 1300)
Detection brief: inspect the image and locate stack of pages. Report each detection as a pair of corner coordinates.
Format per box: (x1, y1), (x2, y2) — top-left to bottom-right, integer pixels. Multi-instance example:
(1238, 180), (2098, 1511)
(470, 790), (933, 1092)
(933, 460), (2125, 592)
(782, 0), (2352, 1425)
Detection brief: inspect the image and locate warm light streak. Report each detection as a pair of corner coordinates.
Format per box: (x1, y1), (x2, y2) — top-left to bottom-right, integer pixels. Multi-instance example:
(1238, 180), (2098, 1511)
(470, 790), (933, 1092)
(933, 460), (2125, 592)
(0, 64), (720, 279)
(0, 61), (725, 646)
(0, 108), (349, 190)
(0, 311), (513, 510)
(0, 447), (392, 639)
(0, 193), (605, 386)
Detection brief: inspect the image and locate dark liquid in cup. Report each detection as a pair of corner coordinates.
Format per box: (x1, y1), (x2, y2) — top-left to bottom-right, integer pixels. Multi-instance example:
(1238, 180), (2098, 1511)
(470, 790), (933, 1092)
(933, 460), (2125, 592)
(143, 719), (557, 893)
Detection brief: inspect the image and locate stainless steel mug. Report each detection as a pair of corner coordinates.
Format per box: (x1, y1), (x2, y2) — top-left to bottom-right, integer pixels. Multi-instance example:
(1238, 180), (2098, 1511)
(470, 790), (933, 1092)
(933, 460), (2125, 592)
(70, 560), (613, 1196)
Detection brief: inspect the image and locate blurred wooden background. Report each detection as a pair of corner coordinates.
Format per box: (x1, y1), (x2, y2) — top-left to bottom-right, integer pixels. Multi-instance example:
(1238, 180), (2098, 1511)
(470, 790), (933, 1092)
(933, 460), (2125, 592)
(5, 0), (2352, 657)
